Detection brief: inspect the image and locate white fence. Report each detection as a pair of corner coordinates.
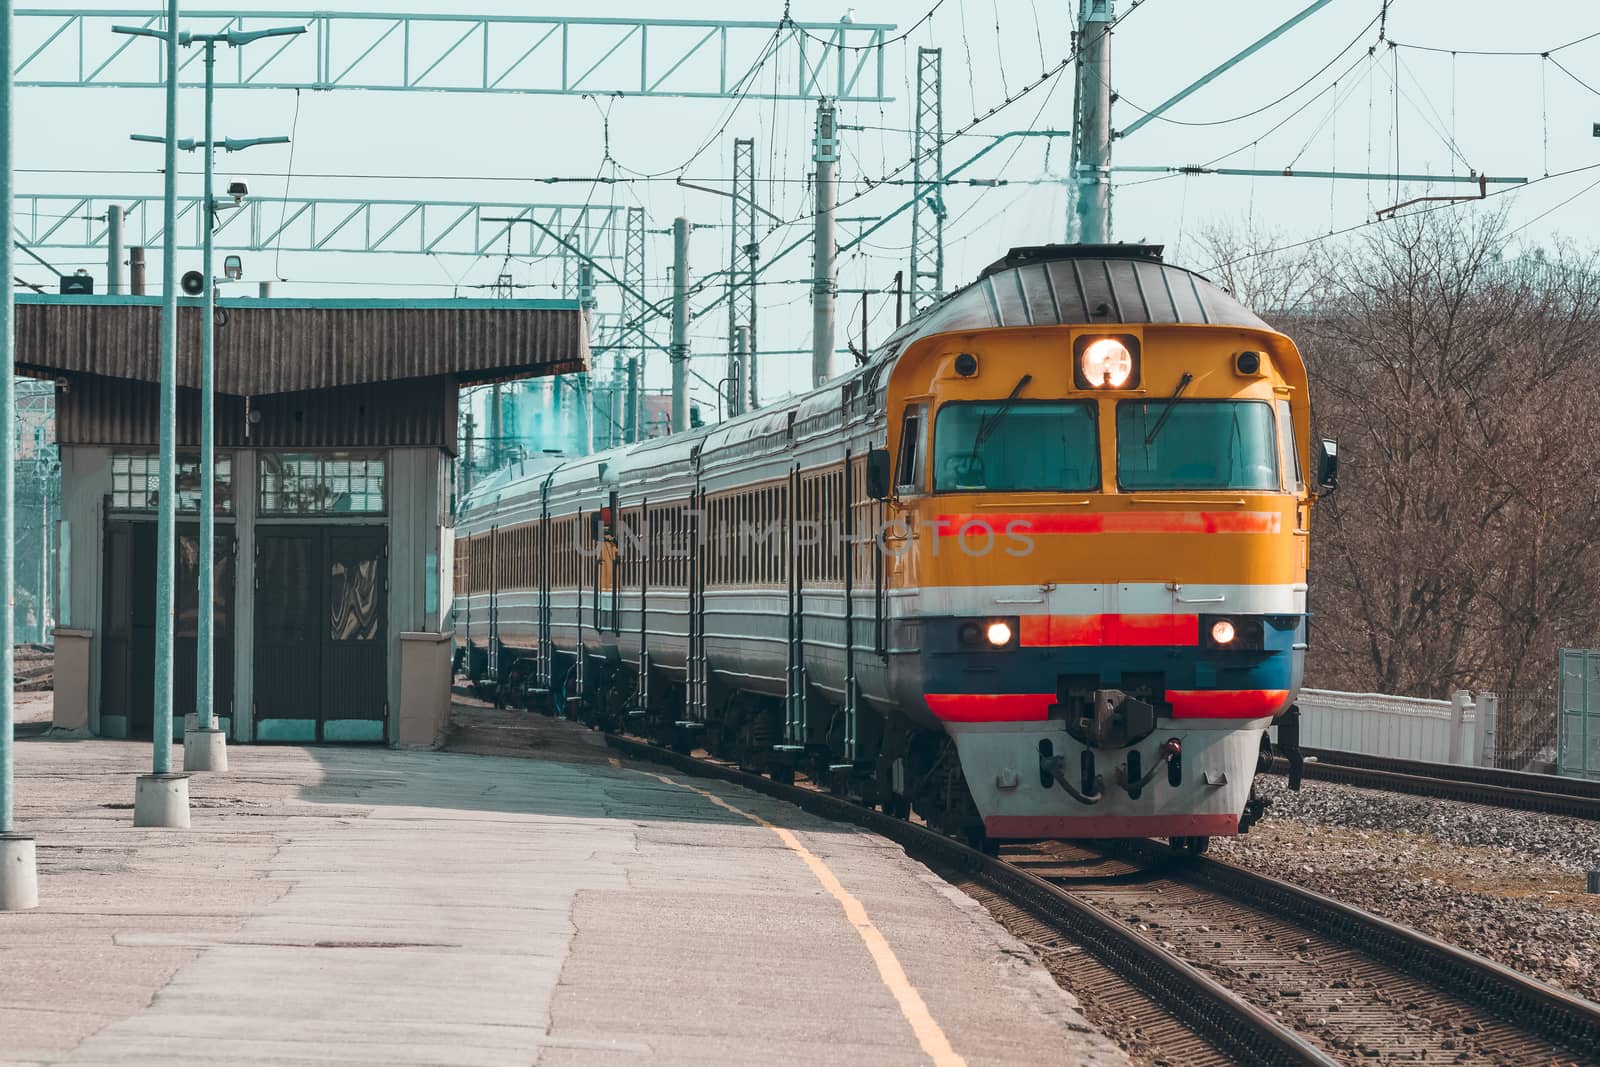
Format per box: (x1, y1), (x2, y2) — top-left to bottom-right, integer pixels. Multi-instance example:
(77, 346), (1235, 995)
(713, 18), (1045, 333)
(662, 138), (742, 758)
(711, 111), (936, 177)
(1294, 688), (1496, 766)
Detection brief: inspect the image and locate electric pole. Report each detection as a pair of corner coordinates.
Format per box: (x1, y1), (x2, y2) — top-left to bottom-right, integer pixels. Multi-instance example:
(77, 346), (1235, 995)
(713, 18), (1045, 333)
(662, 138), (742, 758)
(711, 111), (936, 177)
(105, 203), (124, 294)
(911, 48), (945, 311)
(1070, 0), (1114, 243)
(731, 326), (750, 420)
(671, 217), (691, 434)
(1, 0), (42, 911)
(728, 137), (757, 416)
(180, 21), (302, 777)
(114, 2), (189, 828)
(812, 98), (838, 387)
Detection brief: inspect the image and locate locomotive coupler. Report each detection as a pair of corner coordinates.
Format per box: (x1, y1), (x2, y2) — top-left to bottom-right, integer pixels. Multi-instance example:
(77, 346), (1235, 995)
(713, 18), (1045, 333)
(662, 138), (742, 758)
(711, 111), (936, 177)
(1116, 738), (1182, 800)
(1062, 689), (1157, 749)
(1040, 753), (1103, 805)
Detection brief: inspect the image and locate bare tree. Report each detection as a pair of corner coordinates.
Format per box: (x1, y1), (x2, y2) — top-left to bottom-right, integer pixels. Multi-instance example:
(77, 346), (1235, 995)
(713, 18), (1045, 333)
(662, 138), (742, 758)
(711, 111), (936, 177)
(1200, 210), (1600, 698)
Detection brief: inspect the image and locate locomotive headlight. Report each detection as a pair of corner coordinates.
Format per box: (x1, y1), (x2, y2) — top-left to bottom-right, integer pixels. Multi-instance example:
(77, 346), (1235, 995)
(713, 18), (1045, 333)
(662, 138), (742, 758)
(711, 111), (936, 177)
(985, 620), (1014, 647)
(1073, 334), (1140, 389)
(1210, 619), (1237, 645)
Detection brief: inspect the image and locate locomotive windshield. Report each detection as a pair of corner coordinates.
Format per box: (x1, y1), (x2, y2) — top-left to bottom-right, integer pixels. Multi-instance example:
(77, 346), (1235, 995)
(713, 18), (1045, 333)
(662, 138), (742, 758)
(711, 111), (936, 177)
(1115, 399), (1280, 491)
(932, 400), (1099, 492)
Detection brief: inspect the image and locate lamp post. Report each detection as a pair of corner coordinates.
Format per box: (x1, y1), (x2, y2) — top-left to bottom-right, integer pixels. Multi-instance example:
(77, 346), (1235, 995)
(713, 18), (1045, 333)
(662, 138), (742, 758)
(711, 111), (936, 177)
(177, 25), (302, 775)
(1, 0), (42, 910)
(124, 23), (299, 777)
(114, 5), (190, 828)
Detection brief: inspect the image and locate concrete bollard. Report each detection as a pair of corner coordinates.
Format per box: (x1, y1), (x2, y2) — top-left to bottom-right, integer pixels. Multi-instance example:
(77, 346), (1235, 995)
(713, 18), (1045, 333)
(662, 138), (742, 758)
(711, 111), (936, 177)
(183, 728), (228, 773)
(133, 773), (191, 829)
(0, 834), (39, 910)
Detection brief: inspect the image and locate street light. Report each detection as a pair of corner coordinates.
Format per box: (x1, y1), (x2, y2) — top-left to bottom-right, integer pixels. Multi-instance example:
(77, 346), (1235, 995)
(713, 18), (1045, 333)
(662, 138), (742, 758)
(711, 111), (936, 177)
(113, 6), (191, 828)
(1, 0), (43, 910)
(177, 21), (303, 776)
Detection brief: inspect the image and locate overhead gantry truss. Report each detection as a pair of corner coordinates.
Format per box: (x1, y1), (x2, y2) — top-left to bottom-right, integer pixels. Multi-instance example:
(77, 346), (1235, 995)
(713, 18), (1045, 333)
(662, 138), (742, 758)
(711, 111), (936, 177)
(14, 194), (634, 259)
(13, 10), (895, 100)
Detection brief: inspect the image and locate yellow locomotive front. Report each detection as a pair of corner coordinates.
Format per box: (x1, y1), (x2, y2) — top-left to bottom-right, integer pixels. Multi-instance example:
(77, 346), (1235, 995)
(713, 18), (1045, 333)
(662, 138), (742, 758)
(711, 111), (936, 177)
(877, 245), (1332, 847)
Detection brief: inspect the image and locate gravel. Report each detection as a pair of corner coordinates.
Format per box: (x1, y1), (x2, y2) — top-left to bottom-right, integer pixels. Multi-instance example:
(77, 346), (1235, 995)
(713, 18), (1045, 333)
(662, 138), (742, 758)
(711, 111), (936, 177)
(1212, 776), (1600, 1004)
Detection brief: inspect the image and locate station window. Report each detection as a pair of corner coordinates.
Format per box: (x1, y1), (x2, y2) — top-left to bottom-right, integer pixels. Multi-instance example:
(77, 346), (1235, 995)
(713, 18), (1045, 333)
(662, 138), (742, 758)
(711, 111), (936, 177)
(111, 453), (233, 514)
(260, 452), (387, 515)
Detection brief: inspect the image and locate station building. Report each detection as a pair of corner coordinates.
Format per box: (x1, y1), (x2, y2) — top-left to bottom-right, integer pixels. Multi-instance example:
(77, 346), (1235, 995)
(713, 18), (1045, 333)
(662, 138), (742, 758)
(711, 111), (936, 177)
(13, 293), (588, 747)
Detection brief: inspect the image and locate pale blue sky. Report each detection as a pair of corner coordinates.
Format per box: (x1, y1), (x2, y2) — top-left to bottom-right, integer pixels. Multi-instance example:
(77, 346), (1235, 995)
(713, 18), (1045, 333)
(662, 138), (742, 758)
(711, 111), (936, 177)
(14, 1), (1600, 408)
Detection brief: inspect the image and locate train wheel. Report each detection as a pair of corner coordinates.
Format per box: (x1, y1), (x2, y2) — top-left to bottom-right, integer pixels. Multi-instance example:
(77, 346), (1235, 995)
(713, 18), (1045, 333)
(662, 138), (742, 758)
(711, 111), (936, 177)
(769, 764), (795, 786)
(1169, 835), (1210, 856)
(965, 827), (1001, 856)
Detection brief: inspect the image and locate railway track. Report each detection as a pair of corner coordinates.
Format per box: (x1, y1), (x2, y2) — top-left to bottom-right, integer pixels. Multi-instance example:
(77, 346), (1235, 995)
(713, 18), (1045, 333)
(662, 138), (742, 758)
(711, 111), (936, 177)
(1271, 749), (1600, 821)
(606, 733), (1600, 1066)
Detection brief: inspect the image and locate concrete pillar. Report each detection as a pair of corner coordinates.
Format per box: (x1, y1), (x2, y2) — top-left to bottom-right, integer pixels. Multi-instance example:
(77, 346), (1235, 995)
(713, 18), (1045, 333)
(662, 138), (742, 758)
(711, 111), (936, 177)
(1475, 692), (1498, 768)
(1448, 690), (1472, 765)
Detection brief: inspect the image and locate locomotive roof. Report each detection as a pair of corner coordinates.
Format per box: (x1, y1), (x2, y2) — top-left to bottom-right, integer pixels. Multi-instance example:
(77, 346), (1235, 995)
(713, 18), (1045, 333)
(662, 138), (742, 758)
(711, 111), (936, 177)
(869, 243), (1271, 361)
(457, 245), (1278, 523)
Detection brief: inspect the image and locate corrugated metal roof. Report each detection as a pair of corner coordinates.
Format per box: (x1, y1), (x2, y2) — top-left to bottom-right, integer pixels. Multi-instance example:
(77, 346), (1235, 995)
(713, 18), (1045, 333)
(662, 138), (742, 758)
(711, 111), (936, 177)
(878, 244), (1270, 355)
(14, 295), (589, 395)
(55, 373), (459, 451)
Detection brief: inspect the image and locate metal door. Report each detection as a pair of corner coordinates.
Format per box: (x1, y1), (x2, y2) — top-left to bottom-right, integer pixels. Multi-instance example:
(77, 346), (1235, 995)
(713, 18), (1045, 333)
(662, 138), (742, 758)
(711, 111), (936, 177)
(102, 519), (233, 740)
(840, 455), (858, 761)
(783, 468), (805, 746)
(686, 487), (708, 724)
(1558, 649), (1600, 781)
(322, 529), (388, 728)
(254, 529), (322, 738)
(536, 483), (553, 689)
(254, 526), (386, 741)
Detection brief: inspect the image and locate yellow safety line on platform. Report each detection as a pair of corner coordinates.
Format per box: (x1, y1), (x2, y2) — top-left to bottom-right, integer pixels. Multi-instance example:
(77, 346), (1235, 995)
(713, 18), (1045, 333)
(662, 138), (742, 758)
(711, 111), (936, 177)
(644, 771), (966, 1067)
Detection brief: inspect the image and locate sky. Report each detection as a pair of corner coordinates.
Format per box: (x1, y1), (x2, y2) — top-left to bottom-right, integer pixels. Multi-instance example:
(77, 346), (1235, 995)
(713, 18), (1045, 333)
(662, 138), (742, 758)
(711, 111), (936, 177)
(12, 0), (1600, 416)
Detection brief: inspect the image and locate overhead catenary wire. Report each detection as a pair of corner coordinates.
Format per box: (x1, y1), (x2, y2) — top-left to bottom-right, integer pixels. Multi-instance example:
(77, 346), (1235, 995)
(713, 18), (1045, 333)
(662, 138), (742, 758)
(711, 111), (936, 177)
(1199, 160), (1600, 274)
(596, 0), (1155, 351)
(273, 88), (302, 282)
(1547, 55), (1600, 99)
(1388, 29), (1600, 57)
(1111, 8), (1387, 129)
(788, 0), (949, 51)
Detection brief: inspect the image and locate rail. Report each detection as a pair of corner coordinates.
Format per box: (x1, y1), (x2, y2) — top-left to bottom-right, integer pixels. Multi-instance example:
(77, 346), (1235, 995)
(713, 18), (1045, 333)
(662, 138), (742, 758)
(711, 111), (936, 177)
(1269, 748), (1600, 821)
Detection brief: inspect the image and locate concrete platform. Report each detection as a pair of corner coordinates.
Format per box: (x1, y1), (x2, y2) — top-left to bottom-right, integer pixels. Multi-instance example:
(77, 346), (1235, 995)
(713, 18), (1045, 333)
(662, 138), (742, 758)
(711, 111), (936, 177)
(1, 717), (1129, 1066)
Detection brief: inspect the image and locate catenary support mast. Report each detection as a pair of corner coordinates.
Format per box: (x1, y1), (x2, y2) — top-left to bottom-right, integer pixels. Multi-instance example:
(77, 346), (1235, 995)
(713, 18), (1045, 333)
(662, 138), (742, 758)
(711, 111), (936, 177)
(671, 217), (691, 433)
(811, 98), (838, 387)
(1070, 0), (1114, 243)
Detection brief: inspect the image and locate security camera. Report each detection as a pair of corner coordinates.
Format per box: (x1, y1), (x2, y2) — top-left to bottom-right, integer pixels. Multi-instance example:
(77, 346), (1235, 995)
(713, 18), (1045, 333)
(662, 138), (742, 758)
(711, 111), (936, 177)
(227, 179), (248, 204)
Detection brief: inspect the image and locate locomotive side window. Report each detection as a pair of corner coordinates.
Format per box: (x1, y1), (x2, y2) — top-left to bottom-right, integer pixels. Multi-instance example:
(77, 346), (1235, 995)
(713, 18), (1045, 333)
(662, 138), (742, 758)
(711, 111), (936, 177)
(1277, 399), (1304, 494)
(1116, 399), (1279, 491)
(932, 401), (1099, 492)
(895, 406), (927, 493)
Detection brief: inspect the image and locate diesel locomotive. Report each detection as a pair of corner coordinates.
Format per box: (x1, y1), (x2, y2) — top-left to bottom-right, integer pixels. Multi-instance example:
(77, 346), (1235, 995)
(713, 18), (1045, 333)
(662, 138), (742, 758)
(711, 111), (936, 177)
(454, 244), (1333, 850)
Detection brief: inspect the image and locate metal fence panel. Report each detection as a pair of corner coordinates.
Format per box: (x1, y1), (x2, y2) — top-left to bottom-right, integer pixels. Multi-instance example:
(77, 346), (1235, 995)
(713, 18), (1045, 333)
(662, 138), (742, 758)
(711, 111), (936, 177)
(1557, 648), (1600, 781)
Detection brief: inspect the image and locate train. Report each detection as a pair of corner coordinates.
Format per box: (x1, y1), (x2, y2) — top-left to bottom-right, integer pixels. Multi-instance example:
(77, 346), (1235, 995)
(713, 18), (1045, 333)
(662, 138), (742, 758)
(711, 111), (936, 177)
(453, 243), (1333, 852)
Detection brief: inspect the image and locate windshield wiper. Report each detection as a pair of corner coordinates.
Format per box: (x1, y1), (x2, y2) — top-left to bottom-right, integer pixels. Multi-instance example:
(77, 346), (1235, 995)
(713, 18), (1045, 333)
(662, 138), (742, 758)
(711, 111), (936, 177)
(968, 373), (1033, 461)
(1144, 372), (1193, 445)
